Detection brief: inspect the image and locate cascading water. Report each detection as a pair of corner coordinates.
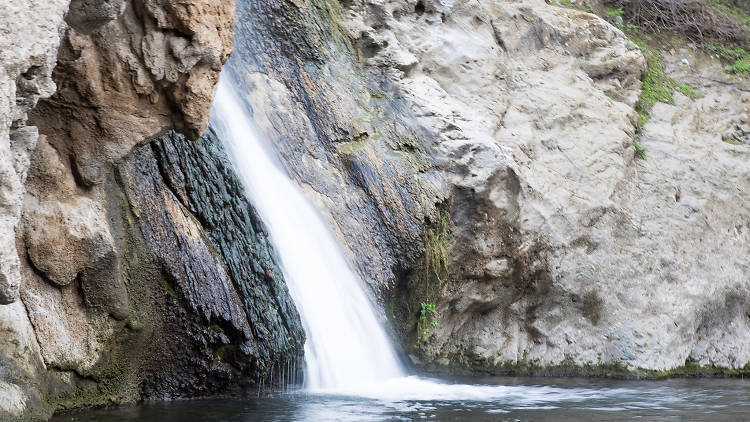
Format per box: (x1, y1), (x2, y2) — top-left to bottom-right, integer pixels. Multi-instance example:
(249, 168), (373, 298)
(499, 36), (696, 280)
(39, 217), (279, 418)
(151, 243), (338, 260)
(211, 75), (404, 390)
(210, 73), (619, 403)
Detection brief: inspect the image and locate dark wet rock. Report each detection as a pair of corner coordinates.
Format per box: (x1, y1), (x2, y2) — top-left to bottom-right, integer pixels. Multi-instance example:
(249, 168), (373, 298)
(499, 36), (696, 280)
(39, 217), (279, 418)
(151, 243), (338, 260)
(111, 130), (304, 400)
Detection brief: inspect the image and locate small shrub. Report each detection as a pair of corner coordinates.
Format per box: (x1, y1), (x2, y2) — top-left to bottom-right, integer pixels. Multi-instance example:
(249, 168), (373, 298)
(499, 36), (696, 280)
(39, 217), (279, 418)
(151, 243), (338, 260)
(634, 139), (648, 159)
(417, 302), (440, 345)
(606, 6), (625, 18)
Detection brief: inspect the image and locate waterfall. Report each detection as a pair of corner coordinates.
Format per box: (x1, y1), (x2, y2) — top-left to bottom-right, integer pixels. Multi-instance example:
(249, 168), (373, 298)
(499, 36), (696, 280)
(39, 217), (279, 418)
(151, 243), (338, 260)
(211, 76), (404, 390)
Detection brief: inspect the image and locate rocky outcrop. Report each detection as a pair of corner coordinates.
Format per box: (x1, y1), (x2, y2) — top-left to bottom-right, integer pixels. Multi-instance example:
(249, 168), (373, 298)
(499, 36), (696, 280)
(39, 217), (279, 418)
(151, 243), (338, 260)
(0, 1), (73, 417)
(3, 0), (749, 418)
(218, 0), (750, 376)
(2, 0), (304, 420)
(339, 0), (750, 374)
(0, 0), (70, 305)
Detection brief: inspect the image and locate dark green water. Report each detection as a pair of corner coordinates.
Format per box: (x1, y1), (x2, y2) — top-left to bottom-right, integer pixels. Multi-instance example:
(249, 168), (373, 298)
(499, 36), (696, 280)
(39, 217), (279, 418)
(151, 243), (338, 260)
(51, 376), (750, 421)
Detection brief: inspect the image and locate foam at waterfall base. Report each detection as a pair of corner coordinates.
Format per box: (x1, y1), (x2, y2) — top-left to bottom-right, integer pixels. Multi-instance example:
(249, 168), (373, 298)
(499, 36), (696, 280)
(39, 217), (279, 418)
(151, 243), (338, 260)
(306, 375), (634, 403)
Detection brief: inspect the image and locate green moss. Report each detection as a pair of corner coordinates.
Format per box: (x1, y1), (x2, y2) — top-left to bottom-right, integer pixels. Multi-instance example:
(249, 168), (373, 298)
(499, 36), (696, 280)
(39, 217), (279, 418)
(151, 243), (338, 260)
(45, 387), (115, 414)
(388, 207), (453, 352)
(213, 345), (235, 364)
(425, 355), (750, 379)
(676, 83), (703, 99)
(723, 138), (746, 145)
(631, 46), (701, 139)
(640, 52), (676, 112)
(726, 55), (750, 73)
(423, 214), (452, 289)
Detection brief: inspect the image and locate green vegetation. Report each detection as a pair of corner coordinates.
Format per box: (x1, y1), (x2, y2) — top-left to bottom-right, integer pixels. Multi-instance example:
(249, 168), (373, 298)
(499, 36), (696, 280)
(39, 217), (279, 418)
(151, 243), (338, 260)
(631, 45), (702, 131)
(387, 208), (453, 351)
(706, 44), (750, 73)
(602, 1), (750, 76)
(723, 137), (746, 144)
(420, 302), (437, 322)
(426, 354), (750, 379)
(725, 51), (750, 72)
(423, 214), (452, 289)
(606, 6), (624, 19)
(633, 140), (648, 159)
(676, 83), (703, 99)
(413, 213), (452, 346)
(44, 387), (115, 415)
(417, 302), (440, 344)
(213, 345), (235, 364)
(637, 51), (675, 124)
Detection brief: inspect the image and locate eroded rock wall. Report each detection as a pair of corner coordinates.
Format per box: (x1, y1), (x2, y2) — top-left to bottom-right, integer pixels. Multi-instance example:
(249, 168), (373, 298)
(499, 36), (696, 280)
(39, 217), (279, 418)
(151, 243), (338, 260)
(221, 0), (446, 302)
(337, 0), (750, 374)
(0, 1), (76, 417)
(217, 0), (750, 376)
(2, 0), (304, 419)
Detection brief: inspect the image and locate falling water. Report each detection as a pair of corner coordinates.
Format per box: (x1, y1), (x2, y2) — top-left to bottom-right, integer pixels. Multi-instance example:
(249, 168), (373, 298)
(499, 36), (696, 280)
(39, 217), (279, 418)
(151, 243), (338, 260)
(211, 72), (592, 402)
(211, 75), (404, 390)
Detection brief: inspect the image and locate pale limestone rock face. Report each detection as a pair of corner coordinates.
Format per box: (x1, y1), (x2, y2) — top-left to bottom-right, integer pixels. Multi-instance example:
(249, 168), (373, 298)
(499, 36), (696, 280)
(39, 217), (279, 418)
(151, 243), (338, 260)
(0, 0), (70, 304)
(0, 301), (46, 417)
(336, 0), (750, 372)
(632, 50), (750, 369)
(0, 3), (71, 419)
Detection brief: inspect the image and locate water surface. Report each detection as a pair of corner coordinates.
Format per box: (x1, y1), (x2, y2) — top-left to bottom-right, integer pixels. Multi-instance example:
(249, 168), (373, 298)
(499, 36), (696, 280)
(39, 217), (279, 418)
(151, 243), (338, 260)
(51, 376), (750, 421)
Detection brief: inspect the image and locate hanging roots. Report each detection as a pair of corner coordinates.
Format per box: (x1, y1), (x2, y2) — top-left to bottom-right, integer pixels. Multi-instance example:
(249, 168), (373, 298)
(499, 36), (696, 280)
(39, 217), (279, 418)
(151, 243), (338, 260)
(604, 0), (747, 44)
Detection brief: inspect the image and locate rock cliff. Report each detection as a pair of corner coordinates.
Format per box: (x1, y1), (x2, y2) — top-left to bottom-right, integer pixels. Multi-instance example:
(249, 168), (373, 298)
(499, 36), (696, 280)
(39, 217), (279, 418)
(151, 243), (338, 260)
(219, 0), (750, 377)
(2, 0), (749, 418)
(1, 0), (303, 420)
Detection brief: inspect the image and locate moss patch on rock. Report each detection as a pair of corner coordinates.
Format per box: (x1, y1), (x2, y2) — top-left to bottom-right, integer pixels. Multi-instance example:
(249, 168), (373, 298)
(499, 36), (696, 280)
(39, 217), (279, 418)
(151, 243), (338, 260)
(422, 355), (750, 379)
(388, 205), (453, 353)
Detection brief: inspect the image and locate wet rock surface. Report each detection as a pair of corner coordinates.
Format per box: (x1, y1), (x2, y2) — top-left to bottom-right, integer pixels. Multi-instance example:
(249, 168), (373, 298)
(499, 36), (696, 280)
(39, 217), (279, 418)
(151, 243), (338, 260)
(114, 131), (304, 400)
(222, 0), (445, 302)
(2, 0), (303, 419)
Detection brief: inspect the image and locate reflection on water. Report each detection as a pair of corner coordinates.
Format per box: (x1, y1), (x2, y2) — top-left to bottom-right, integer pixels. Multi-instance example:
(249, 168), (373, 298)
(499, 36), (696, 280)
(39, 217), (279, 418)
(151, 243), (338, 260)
(51, 376), (750, 421)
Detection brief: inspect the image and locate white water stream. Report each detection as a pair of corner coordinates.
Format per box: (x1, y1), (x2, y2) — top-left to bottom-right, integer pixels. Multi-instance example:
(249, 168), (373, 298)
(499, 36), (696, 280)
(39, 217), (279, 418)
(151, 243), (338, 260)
(212, 78), (404, 390)
(211, 75), (594, 402)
